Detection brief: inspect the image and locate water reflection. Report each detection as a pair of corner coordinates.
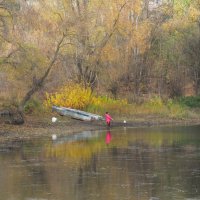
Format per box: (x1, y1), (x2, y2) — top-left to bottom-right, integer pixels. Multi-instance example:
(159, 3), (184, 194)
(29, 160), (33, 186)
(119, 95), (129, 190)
(105, 130), (112, 145)
(52, 130), (100, 144)
(0, 126), (200, 200)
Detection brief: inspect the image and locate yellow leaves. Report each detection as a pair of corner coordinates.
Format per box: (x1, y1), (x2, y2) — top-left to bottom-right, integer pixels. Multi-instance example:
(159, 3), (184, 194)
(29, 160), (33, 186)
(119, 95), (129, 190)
(90, 26), (105, 45)
(94, 96), (127, 107)
(128, 21), (152, 53)
(0, 7), (11, 17)
(101, 42), (120, 62)
(97, 0), (150, 61)
(44, 83), (129, 115)
(173, 0), (192, 16)
(44, 82), (93, 109)
(128, 0), (142, 16)
(188, 6), (200, 22)
(161, 0), (199, 35)
(162, 3), (199, 35)
(35, 2), (62, 26)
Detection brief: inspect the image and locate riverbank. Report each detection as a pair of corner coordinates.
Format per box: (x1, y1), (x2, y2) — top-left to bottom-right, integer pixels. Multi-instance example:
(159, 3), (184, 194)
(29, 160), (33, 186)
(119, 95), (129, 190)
(0, 113), (200, 143)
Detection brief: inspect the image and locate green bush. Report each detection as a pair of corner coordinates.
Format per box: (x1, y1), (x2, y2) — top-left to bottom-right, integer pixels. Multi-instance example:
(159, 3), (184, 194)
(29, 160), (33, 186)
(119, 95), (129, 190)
(178, 96), (200, 108)
(24, 98), (43, 114)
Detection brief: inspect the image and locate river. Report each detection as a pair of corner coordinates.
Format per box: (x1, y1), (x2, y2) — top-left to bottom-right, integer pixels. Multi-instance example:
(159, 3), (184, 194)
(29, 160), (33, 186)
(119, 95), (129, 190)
(0, 125), (200, 200)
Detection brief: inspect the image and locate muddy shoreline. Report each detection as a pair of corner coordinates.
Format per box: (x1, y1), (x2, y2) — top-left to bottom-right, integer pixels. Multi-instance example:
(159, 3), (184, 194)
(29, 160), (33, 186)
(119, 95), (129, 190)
(0, 115), (200, 143)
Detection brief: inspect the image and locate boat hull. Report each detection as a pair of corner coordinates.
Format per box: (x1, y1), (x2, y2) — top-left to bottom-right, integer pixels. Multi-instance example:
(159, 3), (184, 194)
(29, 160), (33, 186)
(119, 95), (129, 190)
(52, 106), (103, 121)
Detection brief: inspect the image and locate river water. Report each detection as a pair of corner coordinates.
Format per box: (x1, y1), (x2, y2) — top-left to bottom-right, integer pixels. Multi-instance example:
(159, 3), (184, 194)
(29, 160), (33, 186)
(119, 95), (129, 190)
(0, 125), (200, 200)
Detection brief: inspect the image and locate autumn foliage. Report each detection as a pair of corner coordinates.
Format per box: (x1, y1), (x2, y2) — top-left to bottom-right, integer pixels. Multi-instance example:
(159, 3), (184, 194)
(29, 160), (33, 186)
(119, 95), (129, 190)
(44, 82), (128, 114)
(0, 0), (199, 118)
(44, 83), (93, 109)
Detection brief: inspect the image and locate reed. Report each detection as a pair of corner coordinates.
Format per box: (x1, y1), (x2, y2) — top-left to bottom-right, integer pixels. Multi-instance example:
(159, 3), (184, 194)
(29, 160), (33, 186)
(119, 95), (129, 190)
(87, 96), (188, 119)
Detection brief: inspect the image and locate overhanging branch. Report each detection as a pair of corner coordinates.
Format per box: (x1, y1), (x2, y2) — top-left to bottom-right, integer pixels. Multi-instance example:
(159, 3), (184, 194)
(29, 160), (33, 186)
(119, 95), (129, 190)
(19, 33), (68, 110)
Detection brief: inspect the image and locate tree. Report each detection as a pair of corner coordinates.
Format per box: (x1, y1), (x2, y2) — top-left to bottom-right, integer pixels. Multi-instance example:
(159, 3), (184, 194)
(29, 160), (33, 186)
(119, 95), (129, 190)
(0, 1), (70, 123)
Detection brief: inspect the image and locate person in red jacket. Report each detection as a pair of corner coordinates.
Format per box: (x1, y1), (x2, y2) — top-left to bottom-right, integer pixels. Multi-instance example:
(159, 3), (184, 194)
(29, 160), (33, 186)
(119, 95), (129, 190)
(105, 112), (113, 127)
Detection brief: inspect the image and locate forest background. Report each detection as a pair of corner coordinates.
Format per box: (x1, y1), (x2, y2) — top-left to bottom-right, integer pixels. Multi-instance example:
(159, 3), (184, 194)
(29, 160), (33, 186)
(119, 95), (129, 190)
(0, 0), (200, 123)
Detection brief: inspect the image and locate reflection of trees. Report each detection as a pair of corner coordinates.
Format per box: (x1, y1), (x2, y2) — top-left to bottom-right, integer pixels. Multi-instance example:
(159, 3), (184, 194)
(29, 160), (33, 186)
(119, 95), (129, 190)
(41, 128), (200, 199)
(44, 139), (104, 166)
(1, 127), (200, 199)
(0, 140), (50, 200)
(73, 144), (200, 199)
(44, 128), (200, 166)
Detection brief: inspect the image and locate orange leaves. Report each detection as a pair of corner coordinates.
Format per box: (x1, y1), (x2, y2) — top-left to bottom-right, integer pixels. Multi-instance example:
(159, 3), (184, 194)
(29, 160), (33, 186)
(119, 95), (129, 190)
(127, 0), (142, 16)
(95, 0), (149, 62)
(101, 42), (120, 62)
(129, 21), (152, 53)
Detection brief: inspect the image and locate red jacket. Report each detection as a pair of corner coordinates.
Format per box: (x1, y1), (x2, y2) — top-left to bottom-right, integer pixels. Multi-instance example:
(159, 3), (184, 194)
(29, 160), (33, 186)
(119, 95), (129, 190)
(105, 114), (112, 123)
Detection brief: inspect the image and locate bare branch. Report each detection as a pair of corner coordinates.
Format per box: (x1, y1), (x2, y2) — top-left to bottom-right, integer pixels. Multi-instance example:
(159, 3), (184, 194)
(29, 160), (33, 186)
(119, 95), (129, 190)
(91, 0), (128, 55)
(19, 33), (68, 110)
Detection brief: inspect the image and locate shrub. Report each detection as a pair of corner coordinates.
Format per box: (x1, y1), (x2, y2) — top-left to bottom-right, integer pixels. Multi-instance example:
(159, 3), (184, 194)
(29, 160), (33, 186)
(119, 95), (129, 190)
(86, 96), (128, 116)
(44, 85), (190, 119)
(44, 83), (93, 109)
(24, 98), (43, 114)
(143, 96), (166, 114)
(167, 99), (187, 118)
(178, 96), (200, 108)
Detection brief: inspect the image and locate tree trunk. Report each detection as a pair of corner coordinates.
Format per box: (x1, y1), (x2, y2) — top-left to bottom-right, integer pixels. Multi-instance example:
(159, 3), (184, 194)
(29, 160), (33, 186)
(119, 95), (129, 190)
(8, 33), (67, 124)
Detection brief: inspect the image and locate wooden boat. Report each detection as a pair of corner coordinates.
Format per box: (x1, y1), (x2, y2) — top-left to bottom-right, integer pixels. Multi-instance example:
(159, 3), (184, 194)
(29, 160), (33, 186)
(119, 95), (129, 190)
(52, 106), (104, 121)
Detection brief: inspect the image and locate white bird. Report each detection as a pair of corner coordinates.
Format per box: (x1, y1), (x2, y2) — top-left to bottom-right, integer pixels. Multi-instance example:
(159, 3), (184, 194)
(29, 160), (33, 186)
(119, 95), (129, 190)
(123, 120), (127, 124)
(52, 134), (57, 140)
(52, 117), (57, 123)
